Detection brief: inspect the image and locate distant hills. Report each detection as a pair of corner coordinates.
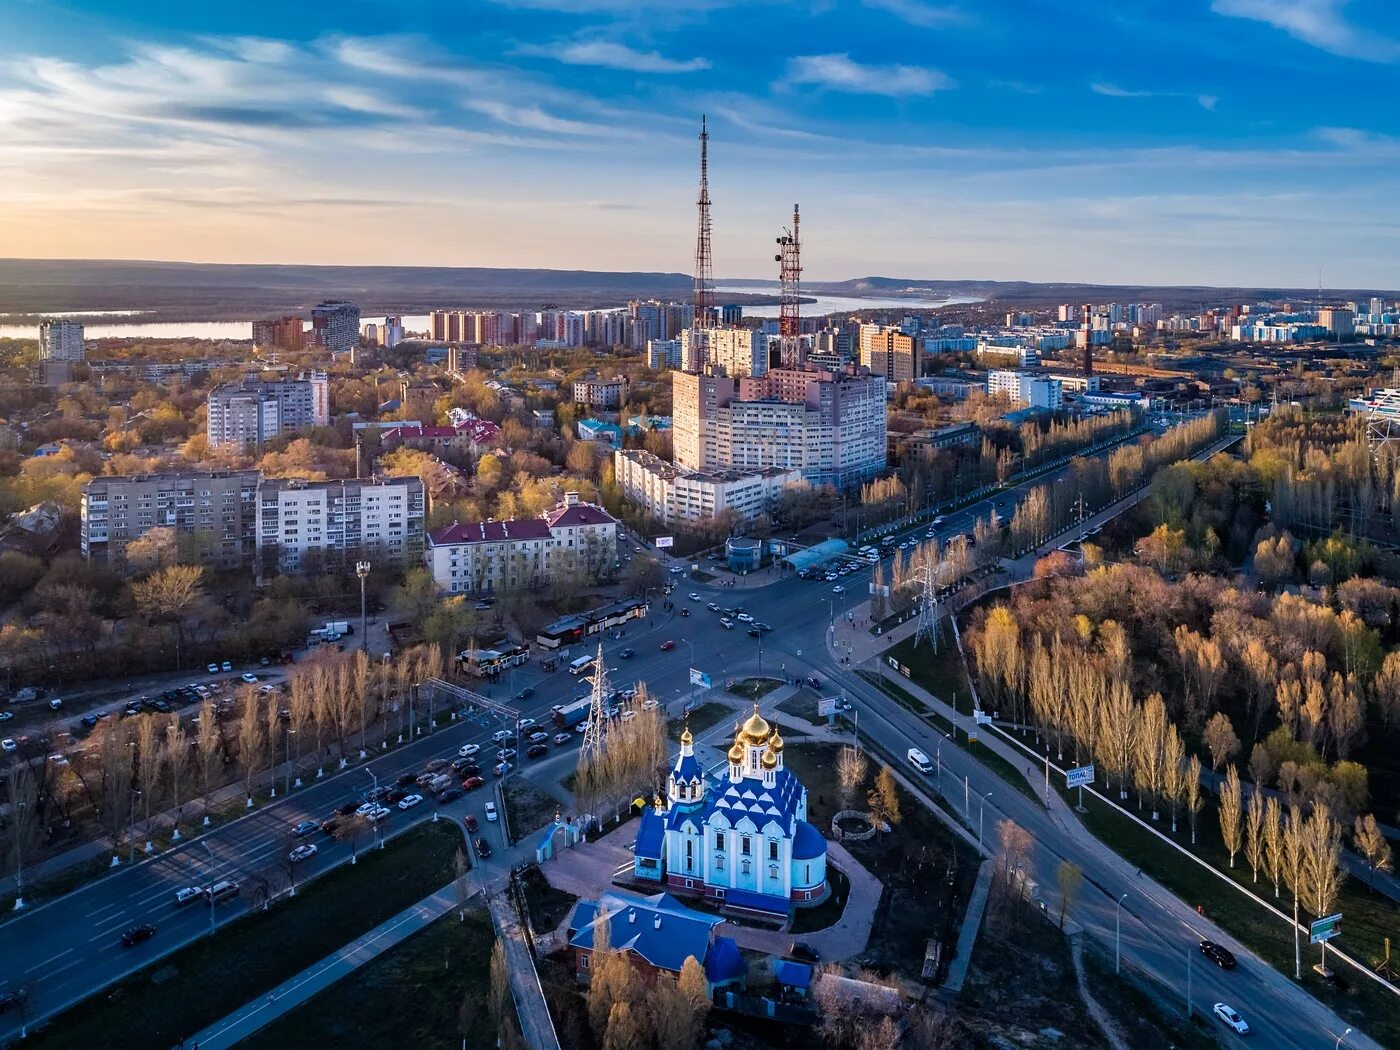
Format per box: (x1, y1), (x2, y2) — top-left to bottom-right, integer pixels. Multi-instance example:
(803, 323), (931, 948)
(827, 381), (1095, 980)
(0, 258), (1394, 321)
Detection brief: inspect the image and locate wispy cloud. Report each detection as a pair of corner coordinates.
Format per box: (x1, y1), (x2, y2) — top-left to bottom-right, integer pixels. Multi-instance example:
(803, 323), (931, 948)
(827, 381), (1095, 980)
(1092, 82), (1218, 110)
(860, 0), (966, 27)
(1210, 0), (1400, 61)
(782, 54), (953, 96)
(529, 40), (710, 73)
(464, 99), (619, 136)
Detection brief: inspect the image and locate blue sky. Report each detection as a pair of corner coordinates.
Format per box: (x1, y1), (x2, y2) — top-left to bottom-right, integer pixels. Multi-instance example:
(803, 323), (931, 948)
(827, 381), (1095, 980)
(1, 0), (1398, 287)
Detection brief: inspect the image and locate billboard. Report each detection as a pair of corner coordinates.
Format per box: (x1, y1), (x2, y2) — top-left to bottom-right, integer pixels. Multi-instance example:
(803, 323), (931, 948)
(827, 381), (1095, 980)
(689, 668), (712, 689)
(654, 536), (674, 549)
(1310, 913), (1342, 944)
(817, 697), (838, 717)
(1065, 765), (1096, 789)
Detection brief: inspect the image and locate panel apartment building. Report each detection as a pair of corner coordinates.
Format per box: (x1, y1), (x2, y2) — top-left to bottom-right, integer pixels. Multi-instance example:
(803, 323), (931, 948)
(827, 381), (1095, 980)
(613, 449), (802, 526)
(80, 471), (261, 570)
(859, 324), (921, 382)
(207, 372), (330, 449)
(257, 477), (425, 575)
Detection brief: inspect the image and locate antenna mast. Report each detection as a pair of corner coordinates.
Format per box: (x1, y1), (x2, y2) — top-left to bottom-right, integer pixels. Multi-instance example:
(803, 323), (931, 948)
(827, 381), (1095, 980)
(692, 116), (715, 363)
(776, 203), (802, 369)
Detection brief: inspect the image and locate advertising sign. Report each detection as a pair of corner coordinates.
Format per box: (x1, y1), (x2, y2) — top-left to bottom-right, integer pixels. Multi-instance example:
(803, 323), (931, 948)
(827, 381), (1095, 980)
(817, 697), (838, 717)
(1310, 914), (1343, 944)
(1065, 765), (1096, 789)
(689, 668), (712, 689)
(654, 536), (674, 549)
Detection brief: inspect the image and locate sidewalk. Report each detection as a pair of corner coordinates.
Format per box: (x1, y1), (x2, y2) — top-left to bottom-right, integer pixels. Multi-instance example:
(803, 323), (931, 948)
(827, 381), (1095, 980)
(488, 890), (562, 1050)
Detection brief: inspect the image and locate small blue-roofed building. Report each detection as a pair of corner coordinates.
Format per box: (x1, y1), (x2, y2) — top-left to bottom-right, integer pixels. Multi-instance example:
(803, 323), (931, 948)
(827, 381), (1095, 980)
(578, 418), (623, 447)
(774, 959), (814, 1001)
(631, 707), (829, 915)
(567, 889), (747, 991)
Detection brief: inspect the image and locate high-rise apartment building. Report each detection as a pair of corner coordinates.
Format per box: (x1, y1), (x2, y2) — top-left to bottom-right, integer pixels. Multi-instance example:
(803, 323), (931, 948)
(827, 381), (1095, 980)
(858, 325), (921, 382)
(207, 372), (330, 449)
(310, 301), (360, 353)
(251, 316), (306, 351)
(39, 319), (85, 362)
(673, 366), (886, 488)
(257, 476), (425, 575)
(81, 471), (260, 569)
(1318, 307), (1355, 338)
(681, 327), (766, 377)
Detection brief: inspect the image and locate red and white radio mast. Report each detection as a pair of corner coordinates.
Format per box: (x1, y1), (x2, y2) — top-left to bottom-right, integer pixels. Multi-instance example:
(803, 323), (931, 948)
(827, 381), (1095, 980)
(776, 203), (802, 369)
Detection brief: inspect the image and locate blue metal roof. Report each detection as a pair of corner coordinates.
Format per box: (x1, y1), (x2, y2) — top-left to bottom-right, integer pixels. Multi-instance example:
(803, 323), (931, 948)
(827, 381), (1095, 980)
(710, 769), (804, 832)
(723, 887), (790, 915)
(569, 891), (721, 974)
(671, 753), (703, 782)
(634, 809), (665, 860)
(705, 935), (746, 985)
(792, 820), (826, 861)
(774, 959), (813, 989)
(783, 538), (850, 572)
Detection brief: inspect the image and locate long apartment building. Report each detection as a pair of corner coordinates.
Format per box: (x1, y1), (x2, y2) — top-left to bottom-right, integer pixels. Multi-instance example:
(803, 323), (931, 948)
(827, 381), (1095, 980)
(425, 492), (618, 595)
(80, 471), (261, 570)
(613, 448), (801, 525)
(257, 477), (425, 575)
(207, 372), (330, 449)
(673, 366), (887, 488)
(679, 327), (767, 377)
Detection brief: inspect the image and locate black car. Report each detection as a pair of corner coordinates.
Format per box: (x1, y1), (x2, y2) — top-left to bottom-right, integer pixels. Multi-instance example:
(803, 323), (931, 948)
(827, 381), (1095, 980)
(805, 675), (823, 690)
(513, 686), (535, 700)
(335, 801), (360, 817)
(789, 941), (820, 963)
(748, 628), (762, 638)
(450, 757), (477, 775)
(526, 743), (549, 759)
(436, 787), (463, 804)
(120, 923), (157, 948)
(474, 836), (493, 858)
(320, 817), (340, 835)
(1199, 940), (1236, 969)
(395, 772), (418, 788)
(80, 713), (99, 728)
(618, 648), (635, 659)
(385, 788), (410, 805)
(152, 699), (172, 713)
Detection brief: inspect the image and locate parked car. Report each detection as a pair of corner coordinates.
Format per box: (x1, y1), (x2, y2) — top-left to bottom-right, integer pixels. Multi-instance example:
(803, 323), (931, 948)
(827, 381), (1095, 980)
(80, 713), (99, 728)
(174, 886), (203, 907)
(395, 772), (419, 787)
(1200, 941), (1237, 969)
(121, 923), (157, 948)
(475, 836), (493, 858)
(206, 663), (219, 674)
(485, 801), (499, 822)
(436, 787), (463, 804)
(553, 732), (573, 745)
(241, 672), (258, 684)
(288, 843), (318, 863)
(1212, 1003), (1249, 1035)
(0, 740), (15, 753)
(789, 941), (820, 963)
(463, 814), (479, 832)
(398, 794), (424, 811)
(461, 776), (485, 791)
(526, 743), (549, 758)
(292, 819), (319, 837)
(720, 619), (734, 629)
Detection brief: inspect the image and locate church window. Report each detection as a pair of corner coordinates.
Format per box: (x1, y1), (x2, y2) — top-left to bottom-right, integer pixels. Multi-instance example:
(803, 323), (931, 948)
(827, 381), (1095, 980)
(768, 864), (779, 881)
(685, 840), (693, 870)
(805, 864), (811, 883)
(714, 832), (725, 852)
(715, 855), (725, 871)
(768, 840), (778, 861)
(741, 836), (751, 856)
(741, 859), (751, 876)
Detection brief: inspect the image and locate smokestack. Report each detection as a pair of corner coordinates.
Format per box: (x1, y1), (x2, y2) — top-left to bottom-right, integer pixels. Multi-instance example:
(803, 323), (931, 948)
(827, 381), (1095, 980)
(1081, 303), (1093, 378)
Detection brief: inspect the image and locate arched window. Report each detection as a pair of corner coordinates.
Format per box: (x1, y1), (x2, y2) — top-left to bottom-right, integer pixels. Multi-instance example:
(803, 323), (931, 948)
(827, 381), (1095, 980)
(805, 863), (811, 884)
(715, 855), (725, 871)
(685, 840), (694, 871)
(741, 859), (751, 876)
(768, 864), (779, 881)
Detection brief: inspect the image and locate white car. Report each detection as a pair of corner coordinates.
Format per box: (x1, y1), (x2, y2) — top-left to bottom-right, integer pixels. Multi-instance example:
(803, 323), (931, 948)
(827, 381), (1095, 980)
(0, 711), (11, 722)
(0, 739), (15, 753)
(736, 613), (754, 623)
(288, 843), (318, 863)
(48, 698), (62, 710)
(397, 794), (424, 810)
(553, 732), (573, 745)
(932, 516), (945, 526)
(47, 754), (68, 767)
(1212, 1003), (1248, 1035)
(517, 717), (536, 731)
(492, 729), (513, 744)
(365, 805), (391, 822)
(206, 663), (219, 674)
(832, 585), (845, 594)
(485, 801), (498, 822)
(641, 699), (659, 711)
(688, 592), (701, 601)
(620, 711), (637, 722)
(174, 886), (203, 907)
(720, 618), (734, 629)
(241, 673), (258, 684)
(458, 743), (481, 757)
(669, 566), (685, 575)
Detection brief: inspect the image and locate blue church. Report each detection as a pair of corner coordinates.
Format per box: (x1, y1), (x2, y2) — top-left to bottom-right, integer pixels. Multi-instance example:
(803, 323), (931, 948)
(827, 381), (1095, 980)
(632, 705), (829, 916)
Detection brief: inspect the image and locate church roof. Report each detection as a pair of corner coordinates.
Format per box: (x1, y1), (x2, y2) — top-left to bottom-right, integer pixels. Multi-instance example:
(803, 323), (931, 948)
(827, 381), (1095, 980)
(792, 820), (827, 860)
(569, 891), (721, 974)
(710, 768), (803, 830)
(634, 809), (665, 860)
(671, 752), (703, 782)
(705, 935), (746, 984)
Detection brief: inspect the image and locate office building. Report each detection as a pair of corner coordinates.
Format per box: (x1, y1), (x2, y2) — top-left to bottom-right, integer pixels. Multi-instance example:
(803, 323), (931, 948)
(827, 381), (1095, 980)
(207, 372), (330, 449)
(39, 319), (85, 362)
(426, 492), (618, 595)
(257, 476), (425, 575)
(573, 376), (630, 409)
(720, 304), (743, 326)
(80, 471), (261, 569)
(859, 325), (921, 382)
(251, 316), (305, 351)
(987, 370), (1062, 410)
(614, 448), (802, 525)
(672, 366), (886, 488)
(310, 301), (360, 353)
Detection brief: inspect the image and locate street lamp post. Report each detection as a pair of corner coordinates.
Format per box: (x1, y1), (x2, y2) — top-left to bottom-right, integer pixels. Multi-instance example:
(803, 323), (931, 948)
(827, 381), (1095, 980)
(127, 787), (141, 864)
(11, 800), (24, 910)
(201, 841), (217, 936)
(364, 769), (384, 850)
(1337, 1027), (1353, 1049)
(285, 728), (295, 796)
(935, 731), (951, 781)
(978, 791), (992, 850)
(1115, 893), (1128, 974)
(356, 561), (371, 655)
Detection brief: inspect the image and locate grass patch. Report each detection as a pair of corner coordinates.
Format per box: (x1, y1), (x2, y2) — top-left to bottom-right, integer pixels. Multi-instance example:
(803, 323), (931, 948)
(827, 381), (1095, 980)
(775, 687), (824, 724)
(520, 863), (577, 934)
(670, 699), (732, 742)
(241, 906), (498, 1050)
(1045, 772), (1400, 1048)
(886, 635), (972, 713)
(726, 677), (782, 701)
(790, 864), (850, 935)
(504, 778), (563, 837)
(31, 821), (464, 1049)
(783, 742), (979, 982)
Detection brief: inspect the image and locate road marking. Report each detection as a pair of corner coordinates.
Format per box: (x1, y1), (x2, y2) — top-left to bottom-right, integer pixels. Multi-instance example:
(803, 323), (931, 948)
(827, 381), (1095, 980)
(26, 948), (72, 974)
(86, 901), (121, 919)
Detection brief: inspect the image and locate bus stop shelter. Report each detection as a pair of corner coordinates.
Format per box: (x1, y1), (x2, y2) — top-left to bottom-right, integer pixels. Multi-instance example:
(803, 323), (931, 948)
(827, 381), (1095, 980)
(782, 538), (850, 573)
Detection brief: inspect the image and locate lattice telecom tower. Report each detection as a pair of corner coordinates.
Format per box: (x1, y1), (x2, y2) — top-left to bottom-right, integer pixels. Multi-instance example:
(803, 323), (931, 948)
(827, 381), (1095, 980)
(913, 553), (942, 652)
(693, 116), (716, 343)
(580, 641), (613, 761)
(776, 203), (802, 369)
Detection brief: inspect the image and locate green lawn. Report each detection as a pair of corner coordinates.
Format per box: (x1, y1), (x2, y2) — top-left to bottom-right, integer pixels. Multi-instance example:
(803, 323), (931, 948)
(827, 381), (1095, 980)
(1057, 781), (1400, 1048)
(669, 698), (732, 742)
(775, 686), (826, 724)
(783, 742), (979, 982)
(504, 778), (564, 837)
(241, 907), (498, 1050)
(30, 821), (465, 1049)
(885, 635), (973, 713)
(519, 863), (578, 935)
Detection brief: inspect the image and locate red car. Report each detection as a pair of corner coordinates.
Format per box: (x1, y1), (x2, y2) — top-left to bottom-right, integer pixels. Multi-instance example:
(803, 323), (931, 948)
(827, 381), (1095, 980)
(659, 640), (676, 651)
(463, 814), (479, 832)
(461, 776), (485, 791)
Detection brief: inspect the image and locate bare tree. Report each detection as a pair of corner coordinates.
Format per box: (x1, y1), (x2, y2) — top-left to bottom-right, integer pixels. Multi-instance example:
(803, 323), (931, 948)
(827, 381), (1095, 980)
(867, 766), (901, 835)
(1353, 814), (1393, 888)
(237, 689), (267, 805)
(1218, 765), (1243, 868)
(195, 697), (223, 824)
(1262, 795), (1285, 898)
(133, 714), (164, 848)
(1202, 712), (1240, 772)
(454, 846), (472, 920)
(335, 813), (369, 864)
(1184, 756), (1204, 845)
(488, 938), (511, 1031)
(836, 745), (868, 808)
(4, 764), (39, 904)
(1244, 785), (1265, 883)
(97, 723), (134, 863)
(1162, 727), (1187, 833)
(1055, 860), (1083, 930)
(163, 719), (191, 839)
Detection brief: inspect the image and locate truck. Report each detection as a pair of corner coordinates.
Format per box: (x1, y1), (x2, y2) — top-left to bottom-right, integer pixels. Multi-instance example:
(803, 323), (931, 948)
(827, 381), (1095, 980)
(324, 621), (352, 636)
(553, 698), (593, 729)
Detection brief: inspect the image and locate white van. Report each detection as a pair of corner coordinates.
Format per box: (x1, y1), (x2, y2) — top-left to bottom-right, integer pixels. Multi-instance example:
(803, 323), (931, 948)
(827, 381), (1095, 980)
(206, 879), (240, 904)
(569, 656), (594, 676)
(907, 748), (934, 775)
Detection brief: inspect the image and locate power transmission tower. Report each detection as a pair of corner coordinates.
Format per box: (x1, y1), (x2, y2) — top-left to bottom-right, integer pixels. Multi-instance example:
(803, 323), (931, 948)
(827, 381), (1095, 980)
(580, 641), (612, 762)
(913, 554), (942, 652)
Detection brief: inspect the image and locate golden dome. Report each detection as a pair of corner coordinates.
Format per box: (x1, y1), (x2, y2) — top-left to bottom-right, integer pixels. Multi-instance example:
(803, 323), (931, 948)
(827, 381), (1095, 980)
(741, 703), (770, 743)
(728, 739), (745, 762)
(761, 747), (778, 769)
(680, 719), (693, 746)
(768, 731), (784, 752)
